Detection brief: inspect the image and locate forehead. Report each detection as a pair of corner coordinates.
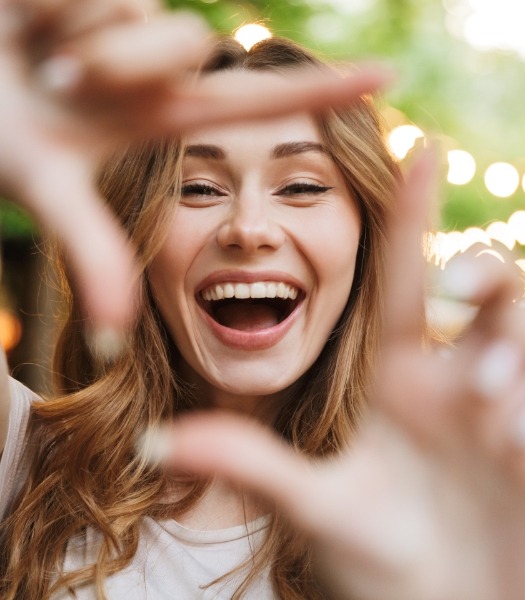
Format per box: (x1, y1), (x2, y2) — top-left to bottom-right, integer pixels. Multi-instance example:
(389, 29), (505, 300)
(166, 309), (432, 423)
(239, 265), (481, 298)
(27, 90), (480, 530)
(184, 112), (322, 154)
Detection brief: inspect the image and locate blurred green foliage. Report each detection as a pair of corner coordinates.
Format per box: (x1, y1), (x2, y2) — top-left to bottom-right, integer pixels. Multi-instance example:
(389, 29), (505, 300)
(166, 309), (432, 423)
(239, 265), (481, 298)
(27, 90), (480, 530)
(3, 0), (524, 238)
(0, 200), (36, 240)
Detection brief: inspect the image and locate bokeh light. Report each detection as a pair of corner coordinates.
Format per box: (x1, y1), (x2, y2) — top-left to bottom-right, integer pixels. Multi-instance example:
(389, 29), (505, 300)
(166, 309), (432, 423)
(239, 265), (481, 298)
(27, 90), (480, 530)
(234, 24), (272, 51)
(428, 208), (525, 273)
(485, 220), (515, 250)
(460, 226), (491, 250)
(447, 149), (476, 185)
(444, 0), (525, 61)
(508, 211), (525, 245)
(484, 162), (519, 197)
(387, 125), (424, 160)
(427, 230), (464, 268)
(0, 310), (22, 352)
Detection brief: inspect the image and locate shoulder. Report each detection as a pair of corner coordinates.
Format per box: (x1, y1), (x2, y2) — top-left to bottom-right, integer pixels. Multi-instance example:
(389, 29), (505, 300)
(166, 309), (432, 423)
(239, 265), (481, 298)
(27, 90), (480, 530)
(8, 376), (41, 407)
(0, 377), (41, 519)
(4, 376), (39, 449)
(6, 375), (41, 437)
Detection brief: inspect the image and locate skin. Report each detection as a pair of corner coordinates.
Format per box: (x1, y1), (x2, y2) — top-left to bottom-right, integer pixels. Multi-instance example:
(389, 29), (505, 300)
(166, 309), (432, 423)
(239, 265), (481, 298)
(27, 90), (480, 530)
(148, 109), (361, 416)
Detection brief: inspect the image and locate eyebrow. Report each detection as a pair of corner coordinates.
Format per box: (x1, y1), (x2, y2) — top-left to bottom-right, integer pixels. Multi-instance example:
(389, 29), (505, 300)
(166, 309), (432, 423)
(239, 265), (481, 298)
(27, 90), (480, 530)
(271, 141), (329, 159)
(184, 144), (226, 160)
(184, 141), (329, 161)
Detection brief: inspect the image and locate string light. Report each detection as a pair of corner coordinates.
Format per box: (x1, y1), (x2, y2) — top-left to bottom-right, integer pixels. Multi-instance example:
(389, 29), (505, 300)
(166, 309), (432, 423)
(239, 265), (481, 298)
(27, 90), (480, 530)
(428, 208), (525, 270)
(485, 220), (515, 250)
(484, 162), (520, 198)
(234, 24), (272, 51)
(447, 149), (476, 185)
(385, 119), (523, 199)
(508, 211), (525, 245)
(387, 125), (424, 160)
(460, 227), (491, 250)
(444, 0), (525, 61)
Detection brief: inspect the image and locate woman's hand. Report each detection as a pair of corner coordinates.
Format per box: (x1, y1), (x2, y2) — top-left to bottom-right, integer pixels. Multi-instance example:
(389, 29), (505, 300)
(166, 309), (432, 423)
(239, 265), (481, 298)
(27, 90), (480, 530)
(144, 151), (525, 600)
(0, 0), (212, 333)
(0, 0), (392, 337)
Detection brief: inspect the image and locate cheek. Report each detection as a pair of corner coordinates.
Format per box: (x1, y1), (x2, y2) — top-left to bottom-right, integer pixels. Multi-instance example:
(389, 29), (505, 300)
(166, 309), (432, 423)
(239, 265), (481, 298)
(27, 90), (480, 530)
(149, 243), (183, 300)
(306, 206), (361, 293)
(149, 211), (208, 289)
(281, 207), (360, 371)
(148, 221), (199, 320)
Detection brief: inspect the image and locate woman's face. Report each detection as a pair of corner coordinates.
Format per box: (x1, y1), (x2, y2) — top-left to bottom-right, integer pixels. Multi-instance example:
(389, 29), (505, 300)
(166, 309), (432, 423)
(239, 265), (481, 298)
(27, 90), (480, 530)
(148, 107), (361, 412)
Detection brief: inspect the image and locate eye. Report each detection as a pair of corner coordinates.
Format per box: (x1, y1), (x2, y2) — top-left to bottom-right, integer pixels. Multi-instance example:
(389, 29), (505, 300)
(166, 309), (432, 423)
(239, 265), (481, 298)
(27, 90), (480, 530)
(181, 182), (225, 198)
(276, 182), (334, 196)
(179, 181), (227, 206)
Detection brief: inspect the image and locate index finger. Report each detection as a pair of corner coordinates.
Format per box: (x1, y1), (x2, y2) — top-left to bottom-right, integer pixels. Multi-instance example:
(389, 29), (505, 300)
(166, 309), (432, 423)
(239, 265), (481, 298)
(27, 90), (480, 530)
(157, 64), (395, 134)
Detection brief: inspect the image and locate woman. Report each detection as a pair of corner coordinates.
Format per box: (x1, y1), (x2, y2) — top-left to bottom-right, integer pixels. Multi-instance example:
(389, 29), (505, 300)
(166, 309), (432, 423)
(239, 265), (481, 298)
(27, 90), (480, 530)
(0, 36), (399, 598)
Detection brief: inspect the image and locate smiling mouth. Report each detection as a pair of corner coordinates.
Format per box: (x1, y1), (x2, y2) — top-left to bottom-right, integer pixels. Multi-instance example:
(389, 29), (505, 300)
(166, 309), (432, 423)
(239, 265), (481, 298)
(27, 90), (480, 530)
(199, 281), (303, 332)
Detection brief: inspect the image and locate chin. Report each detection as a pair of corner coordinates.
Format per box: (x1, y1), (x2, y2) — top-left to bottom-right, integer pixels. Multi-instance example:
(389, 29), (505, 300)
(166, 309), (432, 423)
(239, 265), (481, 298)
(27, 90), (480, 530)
(213, 373), (295, 397)
(195, 361), (302, 407)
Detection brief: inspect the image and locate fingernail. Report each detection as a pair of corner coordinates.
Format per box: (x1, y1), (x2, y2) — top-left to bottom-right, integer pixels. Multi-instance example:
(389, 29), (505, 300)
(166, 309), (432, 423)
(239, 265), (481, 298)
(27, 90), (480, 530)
(135, 426), (173, 466)
(86, 326), (126, 362)
(38, 55), (83, 93)
(473, 341), (521, 400)
(439, 257), (485, 302)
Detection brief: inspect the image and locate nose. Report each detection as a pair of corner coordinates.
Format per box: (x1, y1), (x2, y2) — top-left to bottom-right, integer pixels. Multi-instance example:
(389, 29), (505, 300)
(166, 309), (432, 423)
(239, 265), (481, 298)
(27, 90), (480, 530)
(217, 192), (285, 253)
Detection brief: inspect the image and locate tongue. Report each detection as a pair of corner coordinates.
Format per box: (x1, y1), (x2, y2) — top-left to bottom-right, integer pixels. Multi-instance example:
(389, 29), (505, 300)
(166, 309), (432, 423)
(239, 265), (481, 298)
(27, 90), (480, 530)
(215, 302), (280, 331)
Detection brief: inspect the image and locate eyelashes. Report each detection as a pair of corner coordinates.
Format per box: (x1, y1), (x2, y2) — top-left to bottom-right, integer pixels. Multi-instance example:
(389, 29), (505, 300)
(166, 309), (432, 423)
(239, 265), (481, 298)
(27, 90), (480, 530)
(181, 183), (225, 197)
(180, 181), (334, 199)
(275, 182), (334, 196)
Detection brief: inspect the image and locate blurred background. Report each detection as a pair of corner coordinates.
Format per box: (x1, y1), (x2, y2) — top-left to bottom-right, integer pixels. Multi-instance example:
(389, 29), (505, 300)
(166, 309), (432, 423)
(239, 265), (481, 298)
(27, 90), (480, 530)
(2, 0), (525, 392)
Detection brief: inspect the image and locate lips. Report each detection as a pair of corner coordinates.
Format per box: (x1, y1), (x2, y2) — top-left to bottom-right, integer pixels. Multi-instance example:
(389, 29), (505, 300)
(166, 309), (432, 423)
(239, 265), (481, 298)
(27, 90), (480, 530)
(196, 274), (304, 349)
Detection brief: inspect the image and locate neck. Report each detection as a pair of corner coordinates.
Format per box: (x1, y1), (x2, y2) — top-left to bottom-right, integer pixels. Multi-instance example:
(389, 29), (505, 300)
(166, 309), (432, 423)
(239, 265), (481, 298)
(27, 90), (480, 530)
(207, 388), (281, 422)
(175, 478), (270, 530)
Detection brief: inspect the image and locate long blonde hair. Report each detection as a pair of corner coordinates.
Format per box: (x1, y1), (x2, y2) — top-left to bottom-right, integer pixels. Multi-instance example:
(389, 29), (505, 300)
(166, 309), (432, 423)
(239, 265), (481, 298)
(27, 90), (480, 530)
(0, 37), (399, 599)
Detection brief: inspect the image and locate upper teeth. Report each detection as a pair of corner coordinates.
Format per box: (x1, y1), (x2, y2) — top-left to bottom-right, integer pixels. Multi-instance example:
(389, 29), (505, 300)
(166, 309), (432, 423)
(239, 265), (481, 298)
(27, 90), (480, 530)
(201, 281), (299, 302)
